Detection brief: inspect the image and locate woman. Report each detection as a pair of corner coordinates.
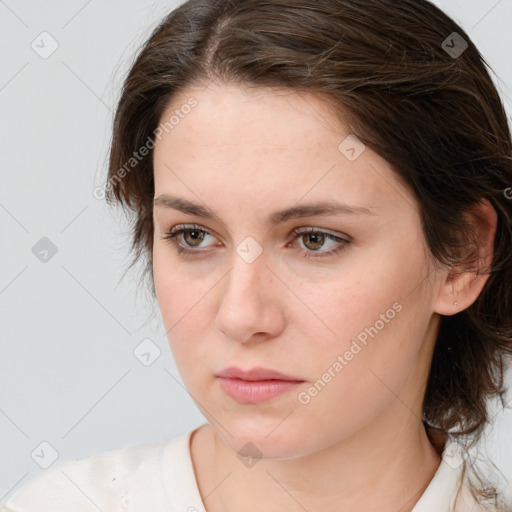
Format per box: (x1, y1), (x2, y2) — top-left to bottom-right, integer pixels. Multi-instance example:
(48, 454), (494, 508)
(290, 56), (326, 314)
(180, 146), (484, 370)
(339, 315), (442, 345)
(2, 0), (511, 511)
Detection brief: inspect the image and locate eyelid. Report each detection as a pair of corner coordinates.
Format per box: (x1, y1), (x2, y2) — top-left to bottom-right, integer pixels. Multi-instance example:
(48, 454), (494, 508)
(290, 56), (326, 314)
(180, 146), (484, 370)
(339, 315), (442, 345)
(169, 223), (209, 234)
(292, 226), (350, 241)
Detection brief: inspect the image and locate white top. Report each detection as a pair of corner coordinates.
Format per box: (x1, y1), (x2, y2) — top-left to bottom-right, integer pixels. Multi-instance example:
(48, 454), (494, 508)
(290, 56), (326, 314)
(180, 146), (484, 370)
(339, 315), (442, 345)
(0, 425), (487, 512)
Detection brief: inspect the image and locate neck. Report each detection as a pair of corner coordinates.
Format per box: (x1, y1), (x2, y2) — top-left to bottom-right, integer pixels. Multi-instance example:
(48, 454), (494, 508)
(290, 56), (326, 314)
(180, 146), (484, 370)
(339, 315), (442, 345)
(193, 407), (442, 512)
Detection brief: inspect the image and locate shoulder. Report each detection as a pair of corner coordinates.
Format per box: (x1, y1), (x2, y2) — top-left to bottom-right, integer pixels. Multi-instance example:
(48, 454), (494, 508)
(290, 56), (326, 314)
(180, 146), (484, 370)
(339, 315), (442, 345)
(0, 435), (188, 512)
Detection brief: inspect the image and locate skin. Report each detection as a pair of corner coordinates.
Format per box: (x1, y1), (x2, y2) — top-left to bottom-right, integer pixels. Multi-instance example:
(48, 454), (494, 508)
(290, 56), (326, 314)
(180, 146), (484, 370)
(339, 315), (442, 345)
(151, 82), (496, 512)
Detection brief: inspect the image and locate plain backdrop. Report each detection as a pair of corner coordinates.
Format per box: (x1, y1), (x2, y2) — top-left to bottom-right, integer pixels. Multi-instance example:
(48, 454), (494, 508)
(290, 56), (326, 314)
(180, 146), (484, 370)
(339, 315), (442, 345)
(1, 0), (511, 502)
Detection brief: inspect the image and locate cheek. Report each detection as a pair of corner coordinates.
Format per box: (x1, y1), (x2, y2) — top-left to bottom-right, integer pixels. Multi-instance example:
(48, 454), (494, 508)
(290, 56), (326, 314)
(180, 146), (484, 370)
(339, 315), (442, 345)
(153, 248), (199, 355)
(153, 244), (207, 323)
(153, 247), (224, 386)
(293, 240), (430, 382)
(295, 256), (413, 341)
(291, 296), (426, 447)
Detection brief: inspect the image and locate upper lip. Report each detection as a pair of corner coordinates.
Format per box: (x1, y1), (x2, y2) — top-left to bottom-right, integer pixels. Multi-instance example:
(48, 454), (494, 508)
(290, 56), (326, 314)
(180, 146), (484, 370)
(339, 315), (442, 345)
(217, 366), (305, 382)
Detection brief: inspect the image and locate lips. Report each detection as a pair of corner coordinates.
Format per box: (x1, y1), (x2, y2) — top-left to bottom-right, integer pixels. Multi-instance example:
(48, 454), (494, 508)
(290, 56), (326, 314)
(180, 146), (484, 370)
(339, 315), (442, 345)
(216, 366), (305, 404)
(216, 366), (304, 382)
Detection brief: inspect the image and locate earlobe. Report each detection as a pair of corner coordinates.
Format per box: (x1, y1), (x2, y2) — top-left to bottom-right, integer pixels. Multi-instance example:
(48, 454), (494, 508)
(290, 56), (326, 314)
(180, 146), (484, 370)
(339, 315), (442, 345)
(434, 199), (497, 316)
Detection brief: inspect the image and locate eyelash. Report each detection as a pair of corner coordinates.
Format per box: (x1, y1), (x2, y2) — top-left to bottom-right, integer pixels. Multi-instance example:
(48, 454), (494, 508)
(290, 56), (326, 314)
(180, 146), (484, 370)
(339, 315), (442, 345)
(161, 224), (350, 259)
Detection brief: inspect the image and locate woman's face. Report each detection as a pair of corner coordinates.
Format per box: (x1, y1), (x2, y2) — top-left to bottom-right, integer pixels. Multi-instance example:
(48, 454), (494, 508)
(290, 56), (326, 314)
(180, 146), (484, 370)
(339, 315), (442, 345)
(152, 82), (445, 458)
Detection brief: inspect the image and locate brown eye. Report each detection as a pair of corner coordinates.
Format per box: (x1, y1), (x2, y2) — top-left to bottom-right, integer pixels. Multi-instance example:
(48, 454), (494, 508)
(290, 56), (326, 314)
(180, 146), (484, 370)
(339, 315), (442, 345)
(300, 232), (326, 251)
(161, 224), (218, 255)
(291, 228), (350, 259)
(182, 229), (206, 247)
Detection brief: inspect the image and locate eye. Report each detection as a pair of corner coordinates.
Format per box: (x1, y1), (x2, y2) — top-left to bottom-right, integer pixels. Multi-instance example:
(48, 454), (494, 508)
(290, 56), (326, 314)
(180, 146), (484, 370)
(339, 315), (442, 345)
(160, 224), (350, 259)
(161, 224), (219, 256)
(290, 227), (350, 259)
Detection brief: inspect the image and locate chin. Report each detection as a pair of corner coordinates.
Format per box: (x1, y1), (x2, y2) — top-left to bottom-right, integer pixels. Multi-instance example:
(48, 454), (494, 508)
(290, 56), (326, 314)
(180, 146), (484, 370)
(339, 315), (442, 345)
(215, 416), (315, 461)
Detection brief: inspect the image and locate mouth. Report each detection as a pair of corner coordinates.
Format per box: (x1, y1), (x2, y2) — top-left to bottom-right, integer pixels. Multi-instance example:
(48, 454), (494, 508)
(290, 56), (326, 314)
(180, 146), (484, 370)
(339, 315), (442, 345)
(216, 366), (305, 404)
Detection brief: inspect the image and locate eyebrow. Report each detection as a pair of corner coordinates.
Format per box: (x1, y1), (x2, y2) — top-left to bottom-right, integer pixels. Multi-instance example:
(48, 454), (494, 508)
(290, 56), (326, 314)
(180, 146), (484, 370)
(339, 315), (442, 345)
(153, 194), (376, 226)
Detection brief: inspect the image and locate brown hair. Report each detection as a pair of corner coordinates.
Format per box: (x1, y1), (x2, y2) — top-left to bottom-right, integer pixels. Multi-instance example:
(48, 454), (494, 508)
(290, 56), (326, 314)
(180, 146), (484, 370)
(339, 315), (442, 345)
(105, 0), (512, 508)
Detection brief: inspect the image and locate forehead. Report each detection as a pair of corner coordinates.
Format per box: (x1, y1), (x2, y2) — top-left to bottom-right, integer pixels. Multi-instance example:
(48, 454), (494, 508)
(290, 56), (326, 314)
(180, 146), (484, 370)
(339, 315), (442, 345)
(152, 82), (418, 220)
(157, 82), (344, 152)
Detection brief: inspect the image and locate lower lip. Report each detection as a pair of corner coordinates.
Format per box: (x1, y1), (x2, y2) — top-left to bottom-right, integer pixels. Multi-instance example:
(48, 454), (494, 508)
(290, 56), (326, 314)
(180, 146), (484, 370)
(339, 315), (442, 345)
(217, 377), (303, 404)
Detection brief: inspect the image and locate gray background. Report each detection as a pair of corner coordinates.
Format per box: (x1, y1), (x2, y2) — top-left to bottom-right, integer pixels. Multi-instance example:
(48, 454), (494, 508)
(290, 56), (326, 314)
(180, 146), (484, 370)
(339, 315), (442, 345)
(1, 0), (511, 502)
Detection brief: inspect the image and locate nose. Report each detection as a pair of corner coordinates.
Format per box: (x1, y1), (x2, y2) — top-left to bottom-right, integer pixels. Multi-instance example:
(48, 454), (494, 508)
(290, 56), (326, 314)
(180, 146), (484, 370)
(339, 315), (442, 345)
(215, 248), (286, 344)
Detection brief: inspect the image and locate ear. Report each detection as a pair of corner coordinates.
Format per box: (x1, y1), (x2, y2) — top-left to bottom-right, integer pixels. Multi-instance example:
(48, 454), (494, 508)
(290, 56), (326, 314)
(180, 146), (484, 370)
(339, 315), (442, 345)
(434, 198), (497, 316)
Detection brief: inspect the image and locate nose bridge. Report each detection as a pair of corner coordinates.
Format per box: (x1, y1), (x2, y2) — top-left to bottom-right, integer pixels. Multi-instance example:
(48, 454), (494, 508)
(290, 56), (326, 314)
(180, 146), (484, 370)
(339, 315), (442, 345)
(215, 243), (284, 341)
(224, 244), (269, 306)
